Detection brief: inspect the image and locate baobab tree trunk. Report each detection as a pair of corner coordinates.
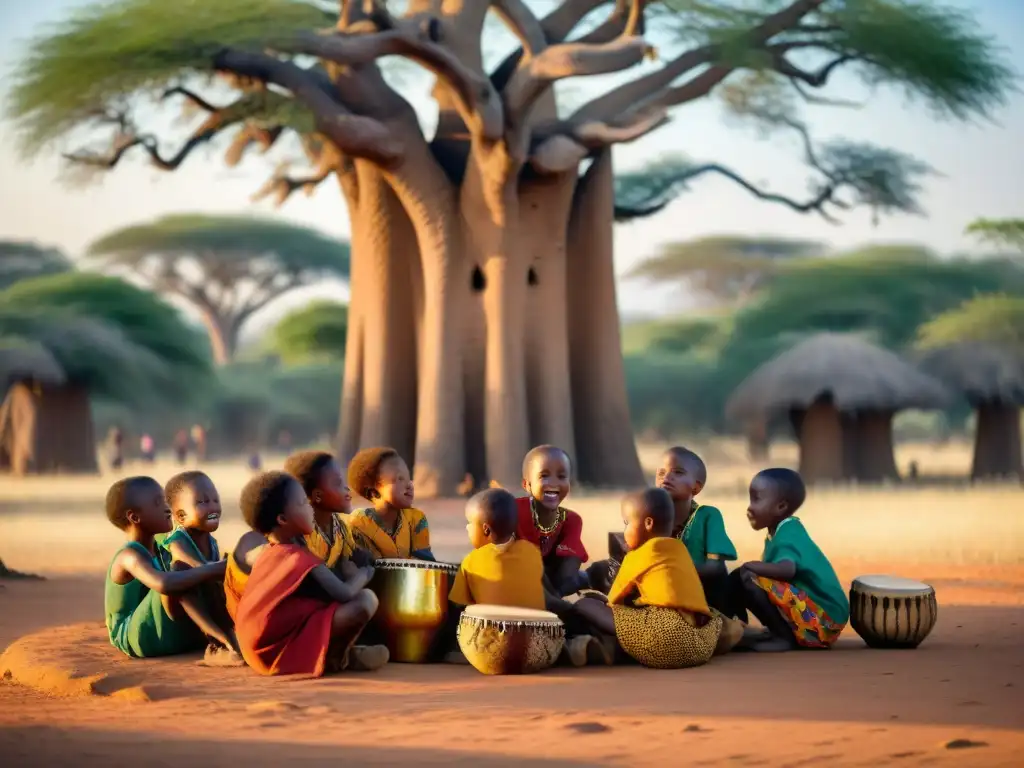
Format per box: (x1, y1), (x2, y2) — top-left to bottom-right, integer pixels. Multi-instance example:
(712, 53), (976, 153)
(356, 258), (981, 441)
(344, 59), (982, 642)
(521, 171), (578, 469)
(566, 150), (644, 487)
(384, 143), (468, 498)
(849, 410), (900, 482)
(462, 154), (530, 490)
(972, 401), (1023, 481)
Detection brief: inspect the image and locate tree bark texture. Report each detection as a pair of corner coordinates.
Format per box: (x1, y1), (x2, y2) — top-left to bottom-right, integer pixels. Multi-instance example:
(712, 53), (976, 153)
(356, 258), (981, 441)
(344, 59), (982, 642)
(0, 383), (98, 475)
(971, 401), (1023, 481)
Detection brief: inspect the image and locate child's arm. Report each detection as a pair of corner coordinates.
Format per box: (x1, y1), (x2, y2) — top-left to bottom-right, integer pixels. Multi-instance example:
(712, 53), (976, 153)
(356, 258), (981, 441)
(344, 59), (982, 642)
(307, 563), (374, 603)
(116, 547), (226, 595)
(167, 539), (205, 569)
(741, 559), (796, 581)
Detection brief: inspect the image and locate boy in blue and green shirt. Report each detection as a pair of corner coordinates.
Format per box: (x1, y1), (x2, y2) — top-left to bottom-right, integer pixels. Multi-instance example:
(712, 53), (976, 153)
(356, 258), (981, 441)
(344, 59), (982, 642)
(736, 467), (849, 652)
(655, 447), (737, 615)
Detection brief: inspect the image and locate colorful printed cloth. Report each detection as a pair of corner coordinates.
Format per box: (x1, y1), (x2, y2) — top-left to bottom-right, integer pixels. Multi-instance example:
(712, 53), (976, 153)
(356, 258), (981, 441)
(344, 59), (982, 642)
(754, 576), (846, 648)
(349, 507), (434, 560)
(304, 513), (357, 568)
(611, 604), (722, 669)
(514, 496), (588, 562)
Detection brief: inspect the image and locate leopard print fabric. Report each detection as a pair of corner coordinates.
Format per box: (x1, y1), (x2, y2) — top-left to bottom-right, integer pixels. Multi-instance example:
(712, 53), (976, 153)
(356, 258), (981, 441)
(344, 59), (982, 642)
(611, 605), (722, 669)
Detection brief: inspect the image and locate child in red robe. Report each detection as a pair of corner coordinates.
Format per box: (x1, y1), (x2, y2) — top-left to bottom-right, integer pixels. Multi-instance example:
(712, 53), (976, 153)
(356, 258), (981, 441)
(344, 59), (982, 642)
(234, 471), (389, 676)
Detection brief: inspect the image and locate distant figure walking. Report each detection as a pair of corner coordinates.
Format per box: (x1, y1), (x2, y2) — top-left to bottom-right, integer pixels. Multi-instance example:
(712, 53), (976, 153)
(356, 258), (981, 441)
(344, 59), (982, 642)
(107, 426), (124, 471)
(140, 434), (155, 464)
(173, 429), (189, 465)
(247, 447), (262, 473)
(191, 424), (207, 463)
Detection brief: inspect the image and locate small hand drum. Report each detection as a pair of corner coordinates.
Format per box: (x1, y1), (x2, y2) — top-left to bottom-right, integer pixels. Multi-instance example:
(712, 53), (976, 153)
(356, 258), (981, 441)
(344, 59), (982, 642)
(849, 574), (937, 649)
(457, 605), (565, 675)
(368, 558), (459, 663)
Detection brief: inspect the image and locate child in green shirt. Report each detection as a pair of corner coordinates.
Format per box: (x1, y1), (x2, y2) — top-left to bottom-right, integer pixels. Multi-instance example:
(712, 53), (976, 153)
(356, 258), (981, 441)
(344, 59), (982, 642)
(736, 468), (849, 652)
(655, 446), (737, 615)
(104, 476), (228, 659)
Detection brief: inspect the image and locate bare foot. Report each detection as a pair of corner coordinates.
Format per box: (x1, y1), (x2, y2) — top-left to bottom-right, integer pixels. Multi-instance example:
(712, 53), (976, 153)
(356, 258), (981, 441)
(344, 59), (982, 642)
(198, 643), (246, 667)
(444, 650), (470, 665)
(587, 635), (616, 666)
(562, 635), (594, 667)
(347, 644), (390, 672)
(714, 616), (746, 656)
(749, 636), (797, 653)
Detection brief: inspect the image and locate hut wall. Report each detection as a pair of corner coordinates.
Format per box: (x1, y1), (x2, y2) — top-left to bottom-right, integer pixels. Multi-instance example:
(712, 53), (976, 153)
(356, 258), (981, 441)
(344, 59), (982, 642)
(972, 401), (1023, 481)
(847, 410), (900, 482)
(0, 382), (97, 475)
(796, 401), (844, 483)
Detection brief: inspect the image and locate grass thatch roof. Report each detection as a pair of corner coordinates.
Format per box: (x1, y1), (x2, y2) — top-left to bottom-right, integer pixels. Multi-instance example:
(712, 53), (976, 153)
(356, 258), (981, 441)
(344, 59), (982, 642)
(726, 333), (952, 421)
(916, 343), (1024, 405)
(0, 338), (66, 387)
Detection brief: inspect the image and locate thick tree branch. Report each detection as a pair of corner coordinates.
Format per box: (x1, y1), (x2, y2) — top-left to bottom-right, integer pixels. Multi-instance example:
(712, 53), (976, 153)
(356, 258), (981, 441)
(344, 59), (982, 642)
(528, 106), (667, 174)
(289, 24), (503, 140)
(572, 0), (828, 123)
(505, 0), (648, 119)
(540, 0), (612, 40)
(491, 0), (546, 57)
(212, 48), (402, 165)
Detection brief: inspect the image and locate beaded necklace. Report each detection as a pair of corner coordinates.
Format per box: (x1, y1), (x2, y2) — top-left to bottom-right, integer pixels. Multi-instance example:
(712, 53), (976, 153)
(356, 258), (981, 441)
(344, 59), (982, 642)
(673, 501), (701, 542)
(530, 498), (565, 535)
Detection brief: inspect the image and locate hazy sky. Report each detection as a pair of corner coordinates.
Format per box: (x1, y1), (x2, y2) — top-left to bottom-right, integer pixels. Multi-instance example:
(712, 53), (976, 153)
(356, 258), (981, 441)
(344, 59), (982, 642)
(1, 0), (1022, 325)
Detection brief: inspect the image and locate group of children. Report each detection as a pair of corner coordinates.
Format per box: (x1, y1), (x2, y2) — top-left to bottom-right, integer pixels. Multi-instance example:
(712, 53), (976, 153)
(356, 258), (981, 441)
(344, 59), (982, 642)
(104, 442), (851, 676)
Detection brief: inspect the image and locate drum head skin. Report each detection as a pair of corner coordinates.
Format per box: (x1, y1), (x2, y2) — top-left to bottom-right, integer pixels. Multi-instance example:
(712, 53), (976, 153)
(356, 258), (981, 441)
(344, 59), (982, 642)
(852, 574), (932, 595)
(464, 605), (560, 622)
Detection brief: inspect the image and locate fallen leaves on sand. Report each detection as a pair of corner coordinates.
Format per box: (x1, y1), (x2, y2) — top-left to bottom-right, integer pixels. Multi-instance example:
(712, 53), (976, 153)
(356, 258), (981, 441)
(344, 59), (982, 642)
(565, 722), (611, 734)
(942, 738), (988, 749)
(246, 701), (301, 716)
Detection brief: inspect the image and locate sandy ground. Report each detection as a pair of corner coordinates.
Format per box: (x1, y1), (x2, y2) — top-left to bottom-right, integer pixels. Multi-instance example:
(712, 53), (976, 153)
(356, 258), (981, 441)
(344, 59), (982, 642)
(2, 509), (1023, 766)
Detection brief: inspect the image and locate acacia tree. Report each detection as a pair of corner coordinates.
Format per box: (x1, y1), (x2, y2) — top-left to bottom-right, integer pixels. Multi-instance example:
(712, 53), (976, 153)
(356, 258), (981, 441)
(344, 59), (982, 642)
(627, 234), (825, 305)
(267, 300), (349, 364)
(0, 241), (73, 290)
(966, 217), (1024, 253)
(7, 0), (1013, 494)
(87, 214), (350, 363)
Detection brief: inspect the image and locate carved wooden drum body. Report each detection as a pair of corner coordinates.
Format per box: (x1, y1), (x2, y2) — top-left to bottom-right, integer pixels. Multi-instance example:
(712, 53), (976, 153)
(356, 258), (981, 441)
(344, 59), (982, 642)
(849, 574), (937, 649)
(457, 605), (565, 675)
(368, 558), (459, 663)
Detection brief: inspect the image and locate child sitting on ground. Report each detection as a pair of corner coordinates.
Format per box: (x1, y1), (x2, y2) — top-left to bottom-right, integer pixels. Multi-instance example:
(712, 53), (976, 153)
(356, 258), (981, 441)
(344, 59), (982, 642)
(157, 470), (243, 665)
(655, 447), (738, 615)
(104, 476), (228, 660)
(450, 488), (545, 610)
(233, 471), (390, 675)
(735, 468), (849, 652)
(347, 447), (434, 560)
(284, 450), (372, 572)
(574, 487), (742, 669)
(224, 529), (267, 623)
(516, 445), (592, 600)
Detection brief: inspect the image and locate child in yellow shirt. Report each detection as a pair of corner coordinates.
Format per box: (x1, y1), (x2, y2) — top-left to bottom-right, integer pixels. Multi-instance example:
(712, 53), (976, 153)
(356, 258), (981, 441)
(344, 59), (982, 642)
(449, 488), (545, 610)
(574, 488), (742, 669)
(347, 447), (434, 560)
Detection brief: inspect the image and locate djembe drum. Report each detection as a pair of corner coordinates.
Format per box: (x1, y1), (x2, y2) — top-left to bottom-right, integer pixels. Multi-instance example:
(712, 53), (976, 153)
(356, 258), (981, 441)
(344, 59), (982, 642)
(368, 558), (459, 663)
(849, 574), (938, 649)
(457, 605), (565, 675)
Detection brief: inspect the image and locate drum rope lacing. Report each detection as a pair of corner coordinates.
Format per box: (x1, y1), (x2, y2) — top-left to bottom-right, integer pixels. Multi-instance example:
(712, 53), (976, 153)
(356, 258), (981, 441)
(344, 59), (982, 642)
(456, 616), (565, 640)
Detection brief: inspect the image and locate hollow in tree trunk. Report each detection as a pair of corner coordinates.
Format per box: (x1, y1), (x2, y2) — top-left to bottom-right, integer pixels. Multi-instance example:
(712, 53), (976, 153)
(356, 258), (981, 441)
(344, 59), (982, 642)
(971, 401), (1023, 481)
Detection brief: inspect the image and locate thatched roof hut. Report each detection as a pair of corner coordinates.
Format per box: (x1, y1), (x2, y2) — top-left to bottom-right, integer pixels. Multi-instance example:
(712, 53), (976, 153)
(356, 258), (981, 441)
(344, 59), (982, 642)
(727, 333), (951, 483)
(917, 343), (1024, 480)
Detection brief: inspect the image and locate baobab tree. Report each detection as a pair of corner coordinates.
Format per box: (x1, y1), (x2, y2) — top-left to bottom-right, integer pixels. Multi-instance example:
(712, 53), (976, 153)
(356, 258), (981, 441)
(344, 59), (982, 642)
(88, 214), (351, 364)
(0, 240), (72, 290)
(7, 0), (1013, 494)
